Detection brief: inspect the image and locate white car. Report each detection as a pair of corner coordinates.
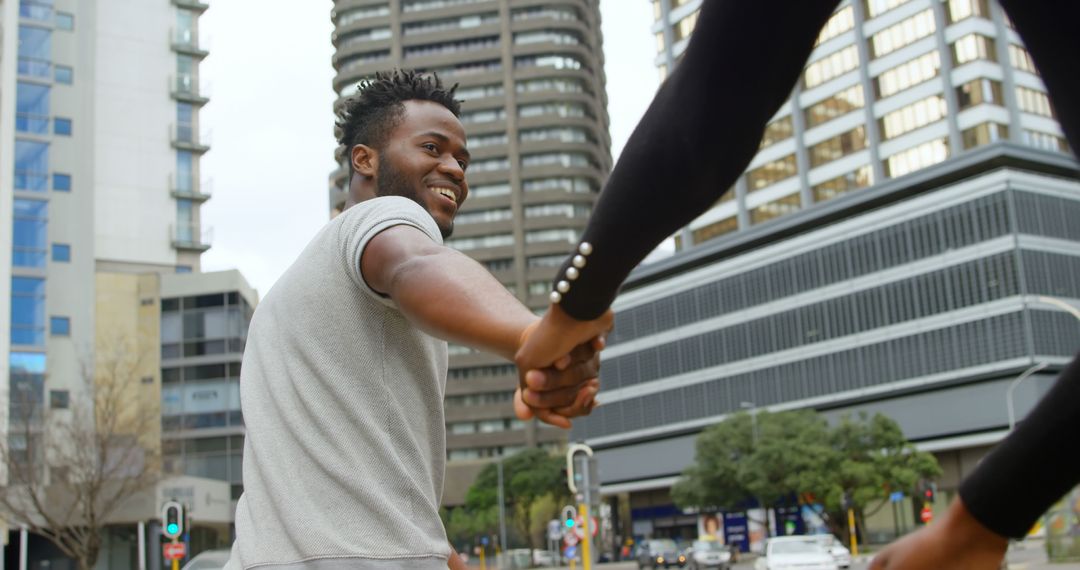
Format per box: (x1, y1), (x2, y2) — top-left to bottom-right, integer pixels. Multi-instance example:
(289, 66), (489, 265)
(181, 548), (231, 570)
(809, 534), (851, 568)
(685, 540), (732, 570)
(754, 536), (838, 570)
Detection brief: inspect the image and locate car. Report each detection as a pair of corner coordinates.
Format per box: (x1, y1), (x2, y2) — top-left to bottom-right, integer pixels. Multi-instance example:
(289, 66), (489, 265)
(181, 548), (231, 570)
(753, 536), (838, 570)
(808, 534), (851, 568)
(532, 548), (557, 566)
(684, 539), (732, 570)
(637, 538), (687, 569)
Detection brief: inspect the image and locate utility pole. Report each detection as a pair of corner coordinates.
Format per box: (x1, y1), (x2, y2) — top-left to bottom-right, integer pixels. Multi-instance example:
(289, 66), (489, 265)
(497, 458), (507, 563)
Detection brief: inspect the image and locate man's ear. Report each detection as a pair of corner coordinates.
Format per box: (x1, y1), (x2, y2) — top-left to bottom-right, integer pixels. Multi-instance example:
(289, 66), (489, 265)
(351, 144), (378, 178)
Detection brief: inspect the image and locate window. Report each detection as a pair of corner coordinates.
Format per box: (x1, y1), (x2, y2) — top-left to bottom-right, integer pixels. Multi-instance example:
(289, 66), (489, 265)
(12, 277), (47, 346)
(20, 0), (53, 21)
(516, 77), (585, 94)
(513, 55), (585, 71)
(961, 123), (1009, 149)
(52, 173), (71, 191)
(483, 258), (514, 272)
(1023, 131), (1068, 153)
(804, 85), (864, 129)
(468, 157), (510, 172)
(746, 155), (797, 191)
(54, 65), (72, 84)
(750, 193), (801, 225)
(176, 103), (195, 143)
(518, 102), (587, 119)
(1009, 45), (1036, 74)
(955, 78), (1003, 109)
(456, 83), (504, 100)
(468, 183), (511, 198)
(946, 0), (990, 23)
(51, 243), (70, 262)
(952, 34), (996, 66)
(18, 26), (51, 78)
(469, 133), (507, 149)
(809, 126), (867, 167)
(874, 51), (940, 98)
(1015, 87), (1054, 118)
(445, 234), (514, 251)
(525, 229), (579, 244)
(14, 199), (48, 268)
(883, 138), (949, 178)
(655, 31), (665, 54)
(336, 3), (389, 25)
(870, 10), (935, 59)
(878, 95), (947, 140)
(863, 0), (911, 19)
(15, 140), (49, 191)
(691, 217), (738, 244)
(803, 45), (859, 89)
(520, 127), (589, 144)
(50, 389), (69, 409)
(53, 117), (72, 136)
(528, 281), (552, 296)
(514, 30), (581, 46)
(176, 265), (193, 273)
(521, 152), (593, 169)
(813, 165), (874, 202)
(454, 208), (512, 225)
(55, 11), (73, 30)
(403, 12), (498, 36)
(674, 10), (699, 41)
(816, 6), (854, 45)
(459, 108), (506, 124)
(16, 82), (50, 134)
(523, 177), (594, 193)
(404, 36), (499, 59)
(527, 254), (566, 269)
(524, 203), (590, 218)
(50, 315), (72, 336)
(759, 116), (794, 148)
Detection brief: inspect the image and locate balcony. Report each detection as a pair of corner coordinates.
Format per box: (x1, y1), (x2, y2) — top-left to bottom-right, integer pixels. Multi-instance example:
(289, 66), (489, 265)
(170, 28), (209, 58)
(171, 123), (211, 154)
(171, 224), (212, 252)
(171, 0), (209, 12)
(170, 74), (210, 106)
(169, 174), (212, 202)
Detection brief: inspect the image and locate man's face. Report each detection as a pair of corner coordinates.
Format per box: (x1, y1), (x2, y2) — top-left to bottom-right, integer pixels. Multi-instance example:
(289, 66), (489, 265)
(375, 100), (470, 238)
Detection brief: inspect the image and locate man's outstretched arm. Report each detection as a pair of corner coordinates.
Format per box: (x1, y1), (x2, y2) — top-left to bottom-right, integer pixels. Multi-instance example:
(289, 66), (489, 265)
(361, 224), (600, 425)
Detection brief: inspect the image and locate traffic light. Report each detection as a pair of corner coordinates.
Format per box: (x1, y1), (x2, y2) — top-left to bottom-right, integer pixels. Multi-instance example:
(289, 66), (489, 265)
(923, 483), (936, 504)
(562, 506), (576, 530)
(162, 501), (184, 540)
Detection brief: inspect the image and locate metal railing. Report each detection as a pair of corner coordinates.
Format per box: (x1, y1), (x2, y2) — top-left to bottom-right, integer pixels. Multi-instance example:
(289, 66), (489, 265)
(170, 223), (213, 250)
(169, 173), (213, 200)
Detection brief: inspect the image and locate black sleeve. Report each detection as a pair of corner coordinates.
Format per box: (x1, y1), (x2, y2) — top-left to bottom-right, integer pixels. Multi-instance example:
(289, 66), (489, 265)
(959, 353), (1080, 538)
(555, 0), (840, 320)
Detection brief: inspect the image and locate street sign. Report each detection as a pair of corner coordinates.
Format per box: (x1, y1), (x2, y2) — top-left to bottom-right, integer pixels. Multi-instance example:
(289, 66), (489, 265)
(889, 491), (904, 503)
(564, 545), (577, 559)
(548, 519), (563, 541)
(163, 542), (187, 560)
(920, 506), (933, 523)
(481, 536), (489, 546)
(564, 532), (579, 547)
(573, 516), (599, 539)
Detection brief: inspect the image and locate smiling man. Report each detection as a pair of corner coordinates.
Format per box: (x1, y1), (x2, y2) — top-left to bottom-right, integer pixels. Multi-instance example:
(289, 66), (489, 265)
(224, 70), (608, 570)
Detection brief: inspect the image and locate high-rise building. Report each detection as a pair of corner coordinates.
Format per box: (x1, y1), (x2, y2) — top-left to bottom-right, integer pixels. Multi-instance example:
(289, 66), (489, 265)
(570, 0), (1079, 546)
(651, 0), (1070, 250)
(329, 0), (612, 504)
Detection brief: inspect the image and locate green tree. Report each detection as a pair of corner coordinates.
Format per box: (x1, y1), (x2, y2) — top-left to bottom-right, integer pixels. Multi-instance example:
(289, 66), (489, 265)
(465, 448), (571, 548)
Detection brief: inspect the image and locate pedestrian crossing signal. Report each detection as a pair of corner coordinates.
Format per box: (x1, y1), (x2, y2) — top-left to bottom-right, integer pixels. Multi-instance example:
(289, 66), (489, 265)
(162, 501), (184, 540)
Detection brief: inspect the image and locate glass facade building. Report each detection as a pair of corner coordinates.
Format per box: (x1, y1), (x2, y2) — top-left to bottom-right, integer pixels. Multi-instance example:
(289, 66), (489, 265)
(329, 0), (612, 504)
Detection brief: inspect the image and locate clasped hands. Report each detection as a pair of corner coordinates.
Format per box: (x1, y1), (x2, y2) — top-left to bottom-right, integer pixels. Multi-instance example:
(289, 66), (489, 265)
(512, 303), (615, 429)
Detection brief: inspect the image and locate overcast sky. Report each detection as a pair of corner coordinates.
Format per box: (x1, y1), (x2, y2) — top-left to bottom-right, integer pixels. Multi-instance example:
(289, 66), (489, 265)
(200, 1), (660, 298)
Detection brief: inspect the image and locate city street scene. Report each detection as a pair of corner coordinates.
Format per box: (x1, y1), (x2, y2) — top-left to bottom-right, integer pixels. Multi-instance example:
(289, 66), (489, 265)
(1, 0), (1078, 569)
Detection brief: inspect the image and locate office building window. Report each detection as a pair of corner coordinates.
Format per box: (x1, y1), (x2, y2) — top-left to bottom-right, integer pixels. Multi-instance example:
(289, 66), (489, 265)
(456, 83), (504, 100)
(961, 123), (1009, 149)
(55, 11), (74, 30)
(469, 133), (508, 148)
(691, 217), (738, 244)
(750, 193), (802, 225)
(1022, 130), (1068, 153)
(469, 183), (511, 198)
(883, 138), (949, 178)
(759, 116), (794, 149)
(51, 243), (70, 262)
(746, 155), (797, 191)
(527, 254), (566, 269)
(874, 51), (940, 98)
(403, 12), (499, 36)
(455, 208), (513, 225)
(336, 3), (389, 25)
(11, 277), (47, 346)
(521, 152), (593, 169)
(54, 65), (73, 84)
(518, 102), (587, 119)
(870, 9), (935, 59)
(804, 85), (864, 129)
(445, 234), (514, 251)
(18, 26), (51, 78)
(813, 165), (874, 202)
(674, 10), (699, 42)
(513, 54), (585, 71)
(945, 0), (990, 23)
(20, 0), (53, 21)
(879, 95), (947, 140)
(50, 316), (70, 336)
(1009, 45), (1037, 74)
(469, 157), (510, 173)
(816, 6), (854, 45)
(15, 82), (50, 134)
(514, 30), (581, 46)
(804, 45), (859, 89)
(53, 173), (71, 192)
(520, 127), (589, 144)
(15, 140), (49, 191)
(459, 108), (506, 124)
(50, 389), (70, 409)
(955, 78), (1003, 109)
(525, 203), (590, 219)
(516, 77), (586, 95)
(405, 36), (499, 59)
(14, 199), (48, 268)
(863, 0), (911, 19)
(809, 126), (866, 167)
(952, 34), (996, 66)
(525, 229), (580, 245)
(53, 117), (72, 136)
(1015, 87), (1054, 118)
(403, 0), (487, 13)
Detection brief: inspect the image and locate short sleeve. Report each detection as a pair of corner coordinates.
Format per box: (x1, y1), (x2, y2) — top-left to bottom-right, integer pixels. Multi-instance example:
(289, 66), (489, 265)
(338, 196), (444, 309)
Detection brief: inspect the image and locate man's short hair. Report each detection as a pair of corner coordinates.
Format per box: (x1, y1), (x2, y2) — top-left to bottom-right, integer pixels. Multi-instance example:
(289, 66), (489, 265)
(335, 69), (460, 171)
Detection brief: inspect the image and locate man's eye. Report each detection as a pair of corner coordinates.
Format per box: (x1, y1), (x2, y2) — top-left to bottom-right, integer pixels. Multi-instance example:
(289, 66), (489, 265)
(423, 143), (437, 152)
(457, 160), (468, 170)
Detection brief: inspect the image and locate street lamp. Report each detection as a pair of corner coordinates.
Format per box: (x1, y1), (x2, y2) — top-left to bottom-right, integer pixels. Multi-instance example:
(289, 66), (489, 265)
(1006, 362), (1049, 430)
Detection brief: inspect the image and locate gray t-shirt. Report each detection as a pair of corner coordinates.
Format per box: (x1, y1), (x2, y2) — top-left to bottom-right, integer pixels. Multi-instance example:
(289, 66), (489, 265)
(226, 197), (450, 569)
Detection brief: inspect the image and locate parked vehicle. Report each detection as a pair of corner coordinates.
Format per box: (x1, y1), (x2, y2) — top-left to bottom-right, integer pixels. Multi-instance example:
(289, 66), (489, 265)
(754, 536), (838, 570)
(685, 539), (732, 570)
(808, 534), (851, 568)
(181, 548), (231, 570)
(637, 538), (687, 569)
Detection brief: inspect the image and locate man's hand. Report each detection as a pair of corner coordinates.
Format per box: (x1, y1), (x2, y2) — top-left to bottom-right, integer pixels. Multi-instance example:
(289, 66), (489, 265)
(513, 337), (604, 429)
(515, 303), (614, 374)
(869, 498), (1007, 570)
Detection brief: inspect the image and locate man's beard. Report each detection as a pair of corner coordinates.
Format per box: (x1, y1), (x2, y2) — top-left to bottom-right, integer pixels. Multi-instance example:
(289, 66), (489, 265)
(375, 155), (453, 238)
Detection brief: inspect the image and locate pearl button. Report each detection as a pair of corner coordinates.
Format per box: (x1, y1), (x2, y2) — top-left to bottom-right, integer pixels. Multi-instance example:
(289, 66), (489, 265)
(549, 291), (562, 303)
(578, 242), (593, 256)
(557, 280), (570, 293)
(572, 255), (586, 268)
(566, 267), (580, 280)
